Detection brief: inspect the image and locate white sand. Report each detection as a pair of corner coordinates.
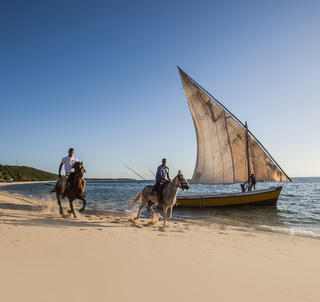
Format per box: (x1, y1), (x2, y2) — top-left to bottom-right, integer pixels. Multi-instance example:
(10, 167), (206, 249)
(0, 190), (319, 302)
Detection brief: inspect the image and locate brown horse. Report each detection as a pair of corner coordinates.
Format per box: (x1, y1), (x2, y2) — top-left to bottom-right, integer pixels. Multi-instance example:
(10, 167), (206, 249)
(50, 161), (87, 218)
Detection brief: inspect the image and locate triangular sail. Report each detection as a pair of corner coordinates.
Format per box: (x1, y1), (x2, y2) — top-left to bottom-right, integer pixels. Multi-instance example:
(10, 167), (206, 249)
(178, 67), (291, 184)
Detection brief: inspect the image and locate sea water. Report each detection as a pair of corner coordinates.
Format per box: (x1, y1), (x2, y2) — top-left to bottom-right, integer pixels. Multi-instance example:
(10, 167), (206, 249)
(1, 177), (320, 238)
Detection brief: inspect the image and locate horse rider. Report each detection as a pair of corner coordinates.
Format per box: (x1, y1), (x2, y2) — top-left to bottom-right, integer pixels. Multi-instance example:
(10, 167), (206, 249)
(58, 148), (79, 195)
(243, 173), (256, 192)
(152, 158), (171, 203)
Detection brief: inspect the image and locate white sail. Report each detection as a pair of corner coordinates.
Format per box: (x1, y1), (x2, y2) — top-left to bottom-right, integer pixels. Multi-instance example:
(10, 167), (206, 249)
(178, 67), (291, 184)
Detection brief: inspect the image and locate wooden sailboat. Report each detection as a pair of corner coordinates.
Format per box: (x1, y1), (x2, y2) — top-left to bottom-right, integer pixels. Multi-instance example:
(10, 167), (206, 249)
(176, 67), (291, 207)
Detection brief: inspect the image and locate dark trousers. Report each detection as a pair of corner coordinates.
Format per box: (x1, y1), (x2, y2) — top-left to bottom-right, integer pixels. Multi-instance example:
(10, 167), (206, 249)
(152, 181), (166, 203)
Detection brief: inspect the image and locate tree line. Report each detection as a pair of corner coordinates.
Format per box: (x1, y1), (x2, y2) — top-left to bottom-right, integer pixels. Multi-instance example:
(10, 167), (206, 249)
(0, 165), (58, 181)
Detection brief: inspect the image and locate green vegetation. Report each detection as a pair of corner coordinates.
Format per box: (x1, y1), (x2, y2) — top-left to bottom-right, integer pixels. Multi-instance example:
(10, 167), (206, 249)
(0, 165), (58, 181)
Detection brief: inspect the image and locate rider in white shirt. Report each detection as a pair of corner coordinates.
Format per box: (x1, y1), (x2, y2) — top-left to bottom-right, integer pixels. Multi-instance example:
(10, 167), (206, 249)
(59, 148), (79, 194)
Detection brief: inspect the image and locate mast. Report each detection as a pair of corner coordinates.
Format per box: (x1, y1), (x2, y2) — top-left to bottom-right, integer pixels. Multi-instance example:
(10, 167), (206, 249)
(245, 121), (250, 179)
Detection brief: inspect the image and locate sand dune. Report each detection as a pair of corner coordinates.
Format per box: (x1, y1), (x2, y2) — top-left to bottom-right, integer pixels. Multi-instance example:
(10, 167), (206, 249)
(0, 191), (319, 302)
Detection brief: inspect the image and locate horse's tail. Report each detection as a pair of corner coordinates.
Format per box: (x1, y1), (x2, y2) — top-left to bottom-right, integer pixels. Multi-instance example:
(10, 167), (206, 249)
(130, 191), (142, 203)
(49, 187), (56, 194)
(49, 181), (58, 194)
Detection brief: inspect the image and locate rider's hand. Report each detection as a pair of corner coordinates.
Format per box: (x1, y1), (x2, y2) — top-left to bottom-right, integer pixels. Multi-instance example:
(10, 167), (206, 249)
(59, 174), (62, 179)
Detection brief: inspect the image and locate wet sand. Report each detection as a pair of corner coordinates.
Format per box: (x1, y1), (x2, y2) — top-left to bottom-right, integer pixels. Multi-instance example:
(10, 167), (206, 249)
(0, 190), (319, 302)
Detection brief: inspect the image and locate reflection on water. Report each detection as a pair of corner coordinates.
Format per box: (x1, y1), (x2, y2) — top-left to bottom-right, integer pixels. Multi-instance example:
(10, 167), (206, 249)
(1, 177), (320, 236)
(174, 205), (285, 229)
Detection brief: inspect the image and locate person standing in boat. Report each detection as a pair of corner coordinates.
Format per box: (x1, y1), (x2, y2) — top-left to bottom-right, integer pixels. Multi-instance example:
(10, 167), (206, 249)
(243, 174), (256, 191)
(152, 158), (171, 202)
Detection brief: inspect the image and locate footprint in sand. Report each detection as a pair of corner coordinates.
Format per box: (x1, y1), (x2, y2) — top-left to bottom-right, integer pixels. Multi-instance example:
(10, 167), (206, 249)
(175, 229), (185, 233)
(111, 220), (121, 224)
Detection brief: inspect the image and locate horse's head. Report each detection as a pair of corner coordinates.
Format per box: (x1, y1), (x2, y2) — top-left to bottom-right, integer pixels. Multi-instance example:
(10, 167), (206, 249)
(73, 161), (86, 177)
(176, 170), (190, 191)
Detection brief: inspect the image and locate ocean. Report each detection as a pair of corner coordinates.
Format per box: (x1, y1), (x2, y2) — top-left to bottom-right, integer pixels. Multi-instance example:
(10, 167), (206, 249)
(1, 177), (320, 238)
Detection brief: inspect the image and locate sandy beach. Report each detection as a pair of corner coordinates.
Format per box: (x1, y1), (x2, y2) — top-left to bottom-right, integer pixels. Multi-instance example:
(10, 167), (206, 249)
(0, 187), (319, 302)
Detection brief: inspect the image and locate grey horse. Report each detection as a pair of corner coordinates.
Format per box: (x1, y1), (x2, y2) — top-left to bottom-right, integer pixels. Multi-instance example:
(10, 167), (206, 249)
(132, 170), (189, 226)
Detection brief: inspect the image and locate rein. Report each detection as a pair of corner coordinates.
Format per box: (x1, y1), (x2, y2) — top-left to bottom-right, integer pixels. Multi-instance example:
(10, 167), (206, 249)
(72, 164), (85, 187)
(170, 174), (186, 188)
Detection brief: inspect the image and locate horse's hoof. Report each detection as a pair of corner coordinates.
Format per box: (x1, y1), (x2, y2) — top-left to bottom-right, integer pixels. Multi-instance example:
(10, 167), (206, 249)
(68, 210), (72, 214)
(79, 208), (85, 213)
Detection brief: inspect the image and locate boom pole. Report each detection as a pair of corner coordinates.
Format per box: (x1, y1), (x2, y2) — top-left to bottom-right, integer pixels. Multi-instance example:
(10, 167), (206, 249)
(124, 164), (146, 180)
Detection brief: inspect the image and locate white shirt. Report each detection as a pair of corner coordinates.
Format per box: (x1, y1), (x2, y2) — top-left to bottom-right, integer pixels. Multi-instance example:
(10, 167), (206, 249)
(61, 156), (78, 173)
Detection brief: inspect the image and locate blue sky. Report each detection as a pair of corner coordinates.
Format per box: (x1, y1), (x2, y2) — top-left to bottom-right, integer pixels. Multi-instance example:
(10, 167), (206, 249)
(1, 0), (319, 178)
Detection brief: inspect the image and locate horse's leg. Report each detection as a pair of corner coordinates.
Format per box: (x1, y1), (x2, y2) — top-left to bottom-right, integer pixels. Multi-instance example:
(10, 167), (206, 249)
(162, 205), (168, 227)
(168, 206), (173, 220)
(79, 197), (86, 213)
(147, 201), (156, 218)
(146, 201), (152, 213)
(69, 198), (77, 218)
(135, 197), (148, 220)
(56, 192), (64, 217)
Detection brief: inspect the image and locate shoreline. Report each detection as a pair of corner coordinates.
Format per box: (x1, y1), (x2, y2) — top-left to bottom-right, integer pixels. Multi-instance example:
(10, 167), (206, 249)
(1, 183), (320, 241)
(0, 191), (320, 301)
(0, 180), (55, 187)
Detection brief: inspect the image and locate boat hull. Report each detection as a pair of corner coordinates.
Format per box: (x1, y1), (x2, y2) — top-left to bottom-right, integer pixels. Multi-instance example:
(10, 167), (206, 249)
(176, 186), (282, 207)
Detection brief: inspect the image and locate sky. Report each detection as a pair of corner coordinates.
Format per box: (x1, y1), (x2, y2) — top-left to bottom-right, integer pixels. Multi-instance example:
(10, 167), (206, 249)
(1, 0), (320, 179)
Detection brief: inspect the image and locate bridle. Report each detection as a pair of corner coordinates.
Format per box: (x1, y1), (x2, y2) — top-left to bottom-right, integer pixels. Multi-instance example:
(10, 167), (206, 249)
(171, 174), (188, 189)
(73, 163), (85, 179)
